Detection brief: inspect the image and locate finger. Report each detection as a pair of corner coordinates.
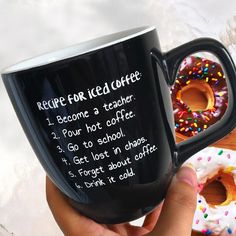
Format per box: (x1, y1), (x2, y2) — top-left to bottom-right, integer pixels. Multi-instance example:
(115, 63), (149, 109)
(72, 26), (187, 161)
(106, 207), (163, 236)
(148, 166), (197, 236)
(107, 223), (150, 236)
(46, 176), (117, 236)
(142, 202), (163, 231)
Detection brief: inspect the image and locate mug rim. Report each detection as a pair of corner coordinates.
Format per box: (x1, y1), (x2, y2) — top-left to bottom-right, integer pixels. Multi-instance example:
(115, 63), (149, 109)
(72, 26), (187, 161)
(2, 26), (155, 75)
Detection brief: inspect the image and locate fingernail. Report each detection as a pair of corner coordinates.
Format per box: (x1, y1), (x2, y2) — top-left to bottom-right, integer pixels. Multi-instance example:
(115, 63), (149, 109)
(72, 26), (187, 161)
(176, 166), (197, 188)
(183, 163), (195, 170)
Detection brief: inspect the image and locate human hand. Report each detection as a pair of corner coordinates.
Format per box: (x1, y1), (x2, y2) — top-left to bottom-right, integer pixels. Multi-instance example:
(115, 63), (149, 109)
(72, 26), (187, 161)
(46, 166), (197, 236)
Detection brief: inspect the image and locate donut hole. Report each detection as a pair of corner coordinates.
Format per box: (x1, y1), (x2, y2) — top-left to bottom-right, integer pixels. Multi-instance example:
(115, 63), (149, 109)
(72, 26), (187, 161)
(200, 180), (227, 205)
(181, 87), (208, 111)
(199, 170), (236, 206)
(178, 81), (214, 111)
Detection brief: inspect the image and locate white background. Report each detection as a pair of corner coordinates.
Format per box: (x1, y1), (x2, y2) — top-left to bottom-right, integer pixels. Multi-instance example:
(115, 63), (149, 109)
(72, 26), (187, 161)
(0, 1), (236, 235)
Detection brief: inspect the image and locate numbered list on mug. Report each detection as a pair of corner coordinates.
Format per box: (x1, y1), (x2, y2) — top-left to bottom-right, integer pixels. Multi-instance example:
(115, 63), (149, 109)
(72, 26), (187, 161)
(36, 71), (158, 190)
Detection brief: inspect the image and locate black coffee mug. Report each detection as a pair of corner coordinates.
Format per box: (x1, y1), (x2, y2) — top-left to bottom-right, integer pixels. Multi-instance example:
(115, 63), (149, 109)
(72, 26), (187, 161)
(2, 26), (236, 224)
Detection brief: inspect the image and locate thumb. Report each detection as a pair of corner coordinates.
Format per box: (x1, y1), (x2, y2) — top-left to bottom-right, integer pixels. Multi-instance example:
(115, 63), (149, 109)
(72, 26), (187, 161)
(148, 166), (197, 236)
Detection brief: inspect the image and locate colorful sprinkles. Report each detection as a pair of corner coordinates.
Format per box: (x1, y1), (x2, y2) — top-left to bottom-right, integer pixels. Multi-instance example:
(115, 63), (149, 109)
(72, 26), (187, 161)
(218, 149), (224, 155)
(188, 148), (236, 235)
(227, 228), (233, 234)
(171, 56), (228, 137)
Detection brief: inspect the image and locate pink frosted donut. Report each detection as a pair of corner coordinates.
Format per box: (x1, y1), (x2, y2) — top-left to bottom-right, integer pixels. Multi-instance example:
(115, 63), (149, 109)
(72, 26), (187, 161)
(185, 147), (236, 235)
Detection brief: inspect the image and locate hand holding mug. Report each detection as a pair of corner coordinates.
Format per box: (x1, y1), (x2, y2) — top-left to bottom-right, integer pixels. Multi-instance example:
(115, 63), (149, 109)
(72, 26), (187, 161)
(46, 166), (197, 236)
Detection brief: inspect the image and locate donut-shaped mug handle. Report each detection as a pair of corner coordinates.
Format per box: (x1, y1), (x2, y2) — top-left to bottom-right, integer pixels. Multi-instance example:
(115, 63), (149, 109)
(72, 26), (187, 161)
(151, 38), (236, 168)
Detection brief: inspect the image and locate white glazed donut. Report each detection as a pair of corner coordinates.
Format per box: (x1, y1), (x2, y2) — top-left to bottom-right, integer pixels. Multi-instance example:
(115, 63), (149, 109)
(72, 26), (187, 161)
(185, 147), (236, 235)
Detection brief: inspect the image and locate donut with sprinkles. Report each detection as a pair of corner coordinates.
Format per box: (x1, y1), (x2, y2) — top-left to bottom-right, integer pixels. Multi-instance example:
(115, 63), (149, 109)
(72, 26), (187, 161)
(171, 56), (228, 138)
(185, 147), (236, 235)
